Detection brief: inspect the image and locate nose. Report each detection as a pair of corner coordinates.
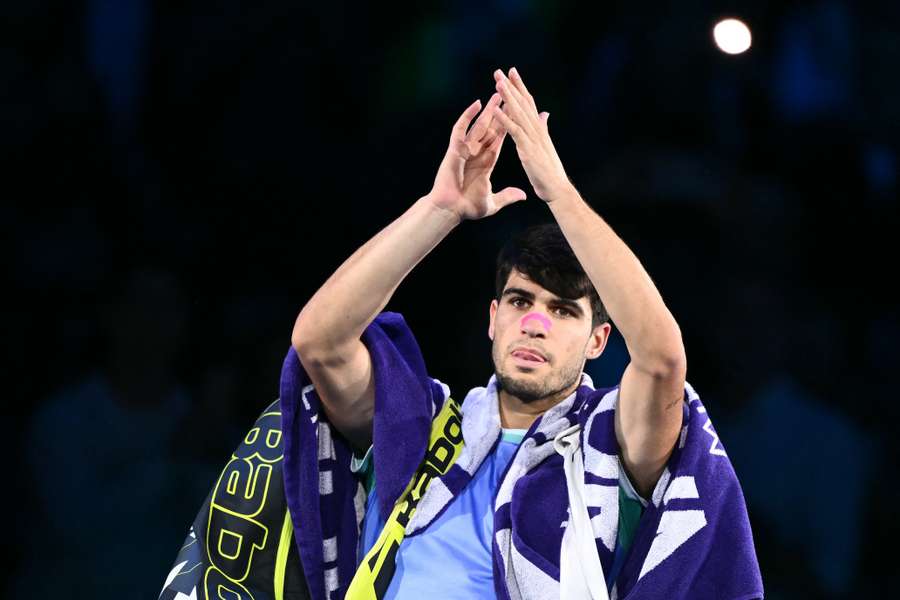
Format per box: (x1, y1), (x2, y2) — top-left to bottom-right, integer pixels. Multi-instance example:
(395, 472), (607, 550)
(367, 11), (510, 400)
(520, 312), (551, 336)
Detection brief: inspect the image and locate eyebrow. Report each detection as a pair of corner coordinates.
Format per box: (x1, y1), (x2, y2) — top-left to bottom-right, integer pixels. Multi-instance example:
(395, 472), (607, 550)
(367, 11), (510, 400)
(501, 287), (586, 318)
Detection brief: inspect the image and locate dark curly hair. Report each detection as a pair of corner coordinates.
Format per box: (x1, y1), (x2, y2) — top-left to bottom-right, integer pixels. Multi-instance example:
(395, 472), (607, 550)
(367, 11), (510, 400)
(495, 223), (609, 328)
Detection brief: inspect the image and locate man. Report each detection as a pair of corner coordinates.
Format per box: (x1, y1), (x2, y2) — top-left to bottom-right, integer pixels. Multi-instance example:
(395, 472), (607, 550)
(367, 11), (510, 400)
(160, 69), (761, 600)
(284, 69), (761, 599)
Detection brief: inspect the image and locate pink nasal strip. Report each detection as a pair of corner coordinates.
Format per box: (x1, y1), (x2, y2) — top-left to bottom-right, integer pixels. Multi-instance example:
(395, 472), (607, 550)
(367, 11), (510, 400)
(521, 312), (552, 330)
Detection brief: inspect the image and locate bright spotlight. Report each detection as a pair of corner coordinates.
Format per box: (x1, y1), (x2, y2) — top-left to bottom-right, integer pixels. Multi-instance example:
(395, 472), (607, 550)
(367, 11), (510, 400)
(713, 18), (752, 55)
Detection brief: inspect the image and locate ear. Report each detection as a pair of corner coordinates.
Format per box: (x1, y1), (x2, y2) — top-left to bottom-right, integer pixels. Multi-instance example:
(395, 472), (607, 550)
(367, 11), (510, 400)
(585, 322), (612, 360)
(489, 299), (498, 341)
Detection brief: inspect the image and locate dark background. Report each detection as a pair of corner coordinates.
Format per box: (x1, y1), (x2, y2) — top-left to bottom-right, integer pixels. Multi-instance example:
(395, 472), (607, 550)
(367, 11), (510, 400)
(6, 0), (898, 598)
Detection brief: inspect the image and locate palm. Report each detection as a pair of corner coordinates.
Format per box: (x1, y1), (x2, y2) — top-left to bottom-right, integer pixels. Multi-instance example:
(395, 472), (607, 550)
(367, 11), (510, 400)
(429, 95), (526, 221)
(443, 138), (502, 218)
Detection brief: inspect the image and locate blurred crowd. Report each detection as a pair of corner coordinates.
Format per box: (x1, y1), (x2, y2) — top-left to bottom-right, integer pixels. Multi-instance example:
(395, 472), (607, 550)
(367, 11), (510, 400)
(6, 1), (898, 598)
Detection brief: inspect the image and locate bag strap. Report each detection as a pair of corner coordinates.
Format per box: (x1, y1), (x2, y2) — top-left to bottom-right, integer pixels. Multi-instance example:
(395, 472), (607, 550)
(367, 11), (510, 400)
(555, 424), (610, 600)
(345, 396), (464, 599)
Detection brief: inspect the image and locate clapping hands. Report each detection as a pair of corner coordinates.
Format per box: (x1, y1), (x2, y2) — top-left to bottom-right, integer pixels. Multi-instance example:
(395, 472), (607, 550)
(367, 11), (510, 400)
(491, 68), (572, 203)
(426, 67), (571, 222)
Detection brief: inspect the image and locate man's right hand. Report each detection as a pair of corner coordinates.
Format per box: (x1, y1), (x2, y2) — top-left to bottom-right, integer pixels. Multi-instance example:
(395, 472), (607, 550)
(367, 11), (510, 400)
(294, 95), (522, 451)
(426, 93), (527, 221)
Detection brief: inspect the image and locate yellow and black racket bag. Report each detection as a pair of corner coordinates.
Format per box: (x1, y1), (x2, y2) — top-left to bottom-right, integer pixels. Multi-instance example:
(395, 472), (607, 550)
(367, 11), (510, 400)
(159, 399), (310, 600)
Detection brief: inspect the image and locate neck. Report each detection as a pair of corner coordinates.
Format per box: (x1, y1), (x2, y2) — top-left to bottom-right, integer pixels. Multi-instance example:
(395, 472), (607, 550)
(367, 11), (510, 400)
(497, 378), (581, 429)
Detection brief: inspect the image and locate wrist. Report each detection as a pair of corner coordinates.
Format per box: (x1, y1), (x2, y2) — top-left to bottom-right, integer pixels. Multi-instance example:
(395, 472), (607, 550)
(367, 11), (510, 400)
(419, 193), (464, 227)
(543, 180), (580, 207)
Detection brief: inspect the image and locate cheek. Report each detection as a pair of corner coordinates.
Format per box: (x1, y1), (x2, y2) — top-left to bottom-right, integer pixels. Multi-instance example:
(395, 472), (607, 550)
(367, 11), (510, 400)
(494, 315), (520, 351)
(559, 330), (590, 358)
(493, 320), (509, 346)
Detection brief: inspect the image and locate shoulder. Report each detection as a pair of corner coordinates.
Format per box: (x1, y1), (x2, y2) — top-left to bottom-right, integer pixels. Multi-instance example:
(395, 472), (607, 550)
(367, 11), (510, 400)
(579, 383), (621, 416)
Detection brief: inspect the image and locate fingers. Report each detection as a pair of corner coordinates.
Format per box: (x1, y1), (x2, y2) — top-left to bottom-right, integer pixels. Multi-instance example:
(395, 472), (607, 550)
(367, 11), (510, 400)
(470, 128), (508, 172)
(491, 105), (524, 144)
(465, 93), (502, 156)
(494, 70), (527, 121)
(477, 115), (509, 158)
(492, 186), (528, 208)
(494, 69), (537, 139)
(508, 67), (538, 113)
(486, 128), (507, 154)
(451, 99), (483, 146)
(484, 108), (508, 144)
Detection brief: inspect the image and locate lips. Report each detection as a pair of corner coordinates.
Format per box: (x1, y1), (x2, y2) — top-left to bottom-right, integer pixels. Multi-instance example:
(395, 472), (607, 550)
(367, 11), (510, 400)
(511, 347), (547, 363)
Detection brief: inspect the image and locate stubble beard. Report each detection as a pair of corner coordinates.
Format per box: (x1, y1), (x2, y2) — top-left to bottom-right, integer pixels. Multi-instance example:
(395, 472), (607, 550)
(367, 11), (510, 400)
(492, 342), (584, 404)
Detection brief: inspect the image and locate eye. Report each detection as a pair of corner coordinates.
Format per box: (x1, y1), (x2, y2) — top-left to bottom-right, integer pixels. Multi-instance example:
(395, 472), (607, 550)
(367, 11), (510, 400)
(509, 297), (530, 309)
(553, 306), (574, 317)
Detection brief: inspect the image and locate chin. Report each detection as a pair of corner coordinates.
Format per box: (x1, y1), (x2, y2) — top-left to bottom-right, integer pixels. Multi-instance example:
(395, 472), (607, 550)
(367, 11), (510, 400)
(494, 353), (583, 405)
(495, 370), (550, 404)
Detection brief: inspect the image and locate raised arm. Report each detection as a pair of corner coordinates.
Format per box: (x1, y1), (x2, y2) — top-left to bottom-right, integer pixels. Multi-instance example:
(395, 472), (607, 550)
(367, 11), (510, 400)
(492, 68), (686, 497)
(292, 93), (525, 451)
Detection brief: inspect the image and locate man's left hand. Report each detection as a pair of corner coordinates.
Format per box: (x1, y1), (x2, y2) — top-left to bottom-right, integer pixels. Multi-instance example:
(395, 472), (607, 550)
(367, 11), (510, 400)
(491, 68), (572, 203)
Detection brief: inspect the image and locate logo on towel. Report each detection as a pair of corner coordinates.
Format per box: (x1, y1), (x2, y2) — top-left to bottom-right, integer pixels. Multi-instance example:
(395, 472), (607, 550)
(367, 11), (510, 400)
(695, 401), (727, 457)
(639, 476), (707, 580)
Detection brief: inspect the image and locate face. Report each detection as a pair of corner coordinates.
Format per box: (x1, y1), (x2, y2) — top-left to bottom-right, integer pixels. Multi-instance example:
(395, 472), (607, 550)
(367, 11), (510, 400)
(489, 270), (611, 403)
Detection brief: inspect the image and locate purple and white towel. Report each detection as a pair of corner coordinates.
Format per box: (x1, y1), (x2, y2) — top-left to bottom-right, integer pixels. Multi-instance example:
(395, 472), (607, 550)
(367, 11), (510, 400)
(280, 312), (763, 599)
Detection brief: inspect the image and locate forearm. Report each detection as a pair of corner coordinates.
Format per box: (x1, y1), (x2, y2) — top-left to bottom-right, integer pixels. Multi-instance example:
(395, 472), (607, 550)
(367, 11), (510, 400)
(547, 185), (685, 371)
(293, 195), (460, 353)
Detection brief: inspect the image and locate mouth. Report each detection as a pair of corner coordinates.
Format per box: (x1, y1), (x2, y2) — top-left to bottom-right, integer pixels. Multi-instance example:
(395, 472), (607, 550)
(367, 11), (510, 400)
(511, 347), (547, 364)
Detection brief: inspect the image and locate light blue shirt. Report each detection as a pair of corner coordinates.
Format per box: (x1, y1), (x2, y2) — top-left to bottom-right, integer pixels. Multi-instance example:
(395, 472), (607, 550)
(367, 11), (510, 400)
(353, 429), (645, 598)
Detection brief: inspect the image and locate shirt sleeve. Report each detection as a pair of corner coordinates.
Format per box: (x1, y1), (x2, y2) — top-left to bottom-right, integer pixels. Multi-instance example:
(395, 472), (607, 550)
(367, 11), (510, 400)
(617, 460), (649, 508)
(350, 445), (376, 493)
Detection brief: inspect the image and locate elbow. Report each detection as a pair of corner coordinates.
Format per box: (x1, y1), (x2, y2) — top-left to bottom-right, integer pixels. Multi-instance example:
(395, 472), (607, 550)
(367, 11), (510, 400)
(292, 312), (324, 358)
(292, 315), (356, 366)
(292, 303), (330, 355)
(291, 318), (309, 355)
(292, 326), (329, 361)
(646, 319), (686, 377)
(291, 332), (311, 358)
(634, 339), (687, 380)
(292, 303), (361, 358)
(660, 342), (687, 376)
(292, 335), (342, 370)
